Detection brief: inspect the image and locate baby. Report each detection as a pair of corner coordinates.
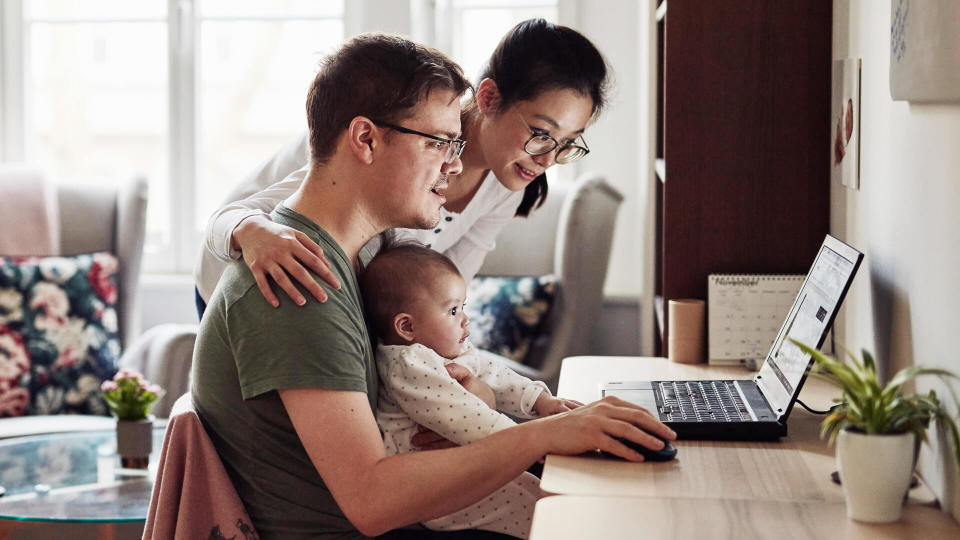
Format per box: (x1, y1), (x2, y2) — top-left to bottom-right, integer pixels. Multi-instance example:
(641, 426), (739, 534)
(360, 242), (578, 539)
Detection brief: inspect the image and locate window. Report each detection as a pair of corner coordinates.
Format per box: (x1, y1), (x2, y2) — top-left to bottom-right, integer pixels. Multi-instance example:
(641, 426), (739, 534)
(3, 0), (344, 273)
(2, 0), (567, 275)
(435, 0), (559, 83)
(14, 1), (172, 266)
(194, 1), (344, 250)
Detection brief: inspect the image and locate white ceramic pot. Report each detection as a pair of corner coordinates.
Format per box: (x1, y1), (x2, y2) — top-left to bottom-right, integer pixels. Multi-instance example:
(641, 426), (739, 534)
(836, 428), (915, 523)
(116, 415), (154, 468)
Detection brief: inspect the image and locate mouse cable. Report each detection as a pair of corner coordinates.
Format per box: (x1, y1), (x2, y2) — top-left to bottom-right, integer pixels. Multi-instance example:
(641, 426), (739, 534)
(795, 399), (840, 415)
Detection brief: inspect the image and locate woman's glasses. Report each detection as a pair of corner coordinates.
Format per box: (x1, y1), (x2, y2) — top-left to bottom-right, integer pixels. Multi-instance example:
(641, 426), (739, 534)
(372, 120), (466, 164)
(516, 113), (590, 164)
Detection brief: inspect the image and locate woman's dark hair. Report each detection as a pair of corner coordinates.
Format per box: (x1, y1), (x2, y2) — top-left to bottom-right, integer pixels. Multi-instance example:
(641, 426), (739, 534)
(475, 18), (610, 217)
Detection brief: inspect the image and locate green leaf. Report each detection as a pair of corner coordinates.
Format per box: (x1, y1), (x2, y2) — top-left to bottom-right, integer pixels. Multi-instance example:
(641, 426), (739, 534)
(861, 348), (878, 384)
(789, 339), (960, 467)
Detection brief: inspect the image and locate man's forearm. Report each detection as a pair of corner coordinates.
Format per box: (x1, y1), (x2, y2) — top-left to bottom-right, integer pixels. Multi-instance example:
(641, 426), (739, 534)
(282, 388), (545, 537)
(283, 387), (674, 537)
(351, 422), (545, 535)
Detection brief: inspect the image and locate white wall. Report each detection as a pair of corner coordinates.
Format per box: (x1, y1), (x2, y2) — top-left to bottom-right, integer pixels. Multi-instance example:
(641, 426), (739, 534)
(833, 0), (960, 519)
(574, 0), (645, 301)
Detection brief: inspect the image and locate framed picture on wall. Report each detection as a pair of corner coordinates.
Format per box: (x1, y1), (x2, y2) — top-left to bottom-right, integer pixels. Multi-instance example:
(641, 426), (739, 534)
(831, 58), (861, 190)
(890, 0), (960, 102)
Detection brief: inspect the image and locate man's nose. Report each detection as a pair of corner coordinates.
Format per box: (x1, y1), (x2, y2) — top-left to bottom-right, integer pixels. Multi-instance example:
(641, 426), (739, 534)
(442, 154), (463, 175)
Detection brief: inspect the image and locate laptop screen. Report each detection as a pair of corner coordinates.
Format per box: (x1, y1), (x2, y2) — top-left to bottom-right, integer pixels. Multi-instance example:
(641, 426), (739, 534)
(755, 235), (863, 420)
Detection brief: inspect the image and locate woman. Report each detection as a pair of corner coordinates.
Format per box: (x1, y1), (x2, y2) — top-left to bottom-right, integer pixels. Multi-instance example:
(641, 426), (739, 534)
(194, 18), (609, 316)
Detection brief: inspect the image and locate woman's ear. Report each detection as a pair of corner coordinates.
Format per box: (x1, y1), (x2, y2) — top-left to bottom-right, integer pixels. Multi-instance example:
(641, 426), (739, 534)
(476, 78), (502, 114)
(346, 116), (377, 164)
(393, 313), (416, 343)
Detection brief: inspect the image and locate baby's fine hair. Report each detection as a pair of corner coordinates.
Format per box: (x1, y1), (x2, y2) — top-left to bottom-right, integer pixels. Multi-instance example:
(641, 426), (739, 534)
(360, 240), (462, 339)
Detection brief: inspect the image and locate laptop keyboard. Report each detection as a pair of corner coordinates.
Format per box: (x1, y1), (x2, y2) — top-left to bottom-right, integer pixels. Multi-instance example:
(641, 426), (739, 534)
(657, 381), (753, 422)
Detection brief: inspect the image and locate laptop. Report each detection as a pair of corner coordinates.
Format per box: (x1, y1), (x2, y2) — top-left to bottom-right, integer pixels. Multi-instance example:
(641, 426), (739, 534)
(602, 234), (863, 440)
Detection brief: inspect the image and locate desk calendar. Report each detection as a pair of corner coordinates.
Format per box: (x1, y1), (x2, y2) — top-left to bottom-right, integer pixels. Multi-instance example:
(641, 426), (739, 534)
(708, 274), (804, 367)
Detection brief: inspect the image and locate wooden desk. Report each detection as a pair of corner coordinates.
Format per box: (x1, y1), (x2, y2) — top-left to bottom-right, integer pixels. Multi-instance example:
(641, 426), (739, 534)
(532, 356), (959, 538)
(530, 496), (956, 540)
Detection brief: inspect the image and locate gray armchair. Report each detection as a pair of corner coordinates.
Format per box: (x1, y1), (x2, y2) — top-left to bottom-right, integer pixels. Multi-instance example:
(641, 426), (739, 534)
(54, 174), (195, 418)
(476, 172), (624, 391)
(56, 178), (149, 350)
(0, 165), (148, 436)
(0, 167), (147, 348)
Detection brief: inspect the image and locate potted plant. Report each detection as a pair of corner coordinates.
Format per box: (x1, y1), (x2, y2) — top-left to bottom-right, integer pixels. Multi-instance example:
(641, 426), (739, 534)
(793, 340), (960, 523)
(101, 369), (164, 468)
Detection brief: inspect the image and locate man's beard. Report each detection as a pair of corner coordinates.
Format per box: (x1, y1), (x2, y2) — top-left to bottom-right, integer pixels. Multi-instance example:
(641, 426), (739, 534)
(408, 172), (448, 230)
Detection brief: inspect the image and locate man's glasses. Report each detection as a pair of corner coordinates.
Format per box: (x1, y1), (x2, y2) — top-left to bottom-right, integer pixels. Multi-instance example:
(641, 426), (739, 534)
(372, 120), (466, 164)
(516, 113), (590, 164)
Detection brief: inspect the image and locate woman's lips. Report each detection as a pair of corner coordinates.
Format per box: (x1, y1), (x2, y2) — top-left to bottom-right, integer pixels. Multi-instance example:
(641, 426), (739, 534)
(515, 163), (539, 182)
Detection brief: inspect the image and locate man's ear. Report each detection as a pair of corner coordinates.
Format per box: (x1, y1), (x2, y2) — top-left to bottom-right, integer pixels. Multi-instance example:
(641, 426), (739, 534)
(475, 78), (502, 114)
(393, 313), (416, 343)
(346, 116), (377, 165)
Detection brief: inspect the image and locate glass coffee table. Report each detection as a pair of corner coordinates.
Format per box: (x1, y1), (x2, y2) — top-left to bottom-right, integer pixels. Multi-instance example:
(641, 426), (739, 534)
(0, 422), (166, 539)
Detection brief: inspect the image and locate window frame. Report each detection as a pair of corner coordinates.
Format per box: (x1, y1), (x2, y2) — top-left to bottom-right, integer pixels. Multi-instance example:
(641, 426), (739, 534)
(0, 0), (348, 274)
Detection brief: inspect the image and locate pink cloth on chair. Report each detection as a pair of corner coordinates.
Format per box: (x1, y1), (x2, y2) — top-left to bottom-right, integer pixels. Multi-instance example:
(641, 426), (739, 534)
(143, 394), (259, 540)
(0, 164), (60, 256)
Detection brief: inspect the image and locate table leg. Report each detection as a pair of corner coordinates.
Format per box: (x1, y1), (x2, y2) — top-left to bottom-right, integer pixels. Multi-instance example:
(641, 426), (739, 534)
(0, 520), (35, 540)
(98, 523), (115, 540)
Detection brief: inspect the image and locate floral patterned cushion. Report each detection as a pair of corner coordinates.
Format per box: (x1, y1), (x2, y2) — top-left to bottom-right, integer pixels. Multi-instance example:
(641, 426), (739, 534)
(465, 275), (557, 367)
(0, 253), (120, 417)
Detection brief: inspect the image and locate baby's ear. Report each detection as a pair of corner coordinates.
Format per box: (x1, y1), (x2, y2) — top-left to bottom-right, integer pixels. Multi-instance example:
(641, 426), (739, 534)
(393, 313), (416, 343)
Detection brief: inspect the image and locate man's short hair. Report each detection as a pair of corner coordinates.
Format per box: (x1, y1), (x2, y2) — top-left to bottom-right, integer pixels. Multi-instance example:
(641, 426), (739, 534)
(360, 241), (462, 340)
(306, 33), (472, 165)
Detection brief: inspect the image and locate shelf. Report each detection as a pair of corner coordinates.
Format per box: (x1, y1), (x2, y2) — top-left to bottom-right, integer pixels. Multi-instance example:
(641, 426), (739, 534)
(651, 0), (831, 351)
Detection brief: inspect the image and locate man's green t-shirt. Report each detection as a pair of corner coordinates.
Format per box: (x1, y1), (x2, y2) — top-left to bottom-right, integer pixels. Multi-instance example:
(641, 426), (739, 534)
(191, 204), (377, 539)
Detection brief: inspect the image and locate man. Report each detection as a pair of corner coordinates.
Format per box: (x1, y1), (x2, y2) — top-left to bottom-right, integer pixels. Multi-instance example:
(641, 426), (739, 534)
(192, 34), (674, 539)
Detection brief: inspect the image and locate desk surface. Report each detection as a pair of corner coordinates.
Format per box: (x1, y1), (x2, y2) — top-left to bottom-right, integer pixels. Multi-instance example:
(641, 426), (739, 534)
(530, 495), (956, 540)
(542, 356), (863, 502)
(535, 356), (958, 538)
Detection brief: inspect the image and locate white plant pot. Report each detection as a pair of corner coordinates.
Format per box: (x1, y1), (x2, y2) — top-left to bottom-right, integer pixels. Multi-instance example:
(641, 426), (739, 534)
(836, 429), (915, 523)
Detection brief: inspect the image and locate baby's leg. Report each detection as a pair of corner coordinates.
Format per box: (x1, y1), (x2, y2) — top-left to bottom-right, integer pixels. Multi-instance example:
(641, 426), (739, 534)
(422, 471), (540, 539)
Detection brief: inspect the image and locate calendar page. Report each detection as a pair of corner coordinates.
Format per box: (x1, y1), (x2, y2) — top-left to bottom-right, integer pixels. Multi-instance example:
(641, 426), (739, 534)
(707, 275), (805, 367)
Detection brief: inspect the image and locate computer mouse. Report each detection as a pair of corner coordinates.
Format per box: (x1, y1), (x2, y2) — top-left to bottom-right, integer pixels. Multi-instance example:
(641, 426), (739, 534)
(615, 436), (678, 462)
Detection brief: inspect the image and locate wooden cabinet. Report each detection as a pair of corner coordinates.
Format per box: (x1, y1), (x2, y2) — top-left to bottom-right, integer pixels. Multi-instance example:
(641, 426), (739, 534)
(654, 0), (833, 352)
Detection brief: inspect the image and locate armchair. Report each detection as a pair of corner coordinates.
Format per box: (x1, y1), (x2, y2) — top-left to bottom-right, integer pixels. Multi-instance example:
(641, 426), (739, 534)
(0, 165), (148, 435)
(55, 176), (149, 350)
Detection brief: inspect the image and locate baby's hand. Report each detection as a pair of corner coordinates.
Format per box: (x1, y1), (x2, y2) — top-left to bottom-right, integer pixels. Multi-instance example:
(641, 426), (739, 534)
(534, 393), (584, 417)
